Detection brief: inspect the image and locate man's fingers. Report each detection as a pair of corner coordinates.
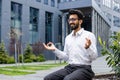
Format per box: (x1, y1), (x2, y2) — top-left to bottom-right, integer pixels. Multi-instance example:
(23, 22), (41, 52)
(86, 38), (90, 42)
(85, 38), (91, 49)
(43, 43), (48, 48)
(47, 42), (52, 46)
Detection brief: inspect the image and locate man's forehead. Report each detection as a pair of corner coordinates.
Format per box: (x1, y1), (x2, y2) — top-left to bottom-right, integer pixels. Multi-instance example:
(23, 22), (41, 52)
(69, 14), (78, 17)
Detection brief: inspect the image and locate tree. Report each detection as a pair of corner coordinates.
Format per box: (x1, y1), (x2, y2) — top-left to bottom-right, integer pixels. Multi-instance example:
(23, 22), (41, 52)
(24, 44), (36, 63)
(0, 41), (15, 64)
(9, 28), (22, 63)
(0, 41), (8, 64)
(98, 32), (120, 79)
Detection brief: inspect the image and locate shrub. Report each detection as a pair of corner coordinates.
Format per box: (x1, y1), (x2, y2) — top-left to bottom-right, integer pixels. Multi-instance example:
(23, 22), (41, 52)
(36, 54), (45, 62)
(24, 59), (33, 63)
(7, 56), (15, 64)
(19, 54), (23, 63)
(0, 54), (8, 64)
(23, 44), (37, 63)
(98, 32), (120, 78)
(30, 54), (37, 62)
(0, 41), (9, 64)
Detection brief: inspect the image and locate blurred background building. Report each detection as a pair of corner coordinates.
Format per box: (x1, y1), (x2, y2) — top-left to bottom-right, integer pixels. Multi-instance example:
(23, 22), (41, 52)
(95, 0), (120, 33)
(0, 0), (119, 60)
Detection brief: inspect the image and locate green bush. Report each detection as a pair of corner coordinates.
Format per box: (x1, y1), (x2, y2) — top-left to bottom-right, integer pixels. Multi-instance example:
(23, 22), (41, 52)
(98, 32), (120, 78)
(19, 44), (46, 63)
(19, 54), (22, 63)
(30, 54), (37, 62)
(0, 41), (9, 64)
(24, 59), (33, 63)
(23, 44), (38, 63)
(7, 56), (15, 64)
(0, 54), (8, 64)
(36, 54), (45, 62)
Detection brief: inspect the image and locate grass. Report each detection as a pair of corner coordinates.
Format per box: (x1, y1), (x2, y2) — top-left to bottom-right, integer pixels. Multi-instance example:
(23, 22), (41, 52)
(0, 63), (66, 76)
(0, 68), (35, 76)
(3, 63), (66, 70)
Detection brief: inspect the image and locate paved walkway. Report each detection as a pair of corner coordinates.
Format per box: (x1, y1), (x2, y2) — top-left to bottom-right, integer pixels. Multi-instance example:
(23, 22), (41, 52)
(0, 56), (112, 80)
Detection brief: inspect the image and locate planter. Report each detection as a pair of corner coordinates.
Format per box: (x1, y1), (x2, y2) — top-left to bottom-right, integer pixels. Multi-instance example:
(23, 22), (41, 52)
(93, 72), (120, 80)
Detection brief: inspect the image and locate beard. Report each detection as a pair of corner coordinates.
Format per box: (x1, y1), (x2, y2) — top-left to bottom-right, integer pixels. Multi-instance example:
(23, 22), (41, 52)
(70, 23), (79, 30)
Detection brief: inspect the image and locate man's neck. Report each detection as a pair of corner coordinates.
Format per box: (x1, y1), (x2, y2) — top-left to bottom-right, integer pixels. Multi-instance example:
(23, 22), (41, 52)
(73, 27), (81, 36)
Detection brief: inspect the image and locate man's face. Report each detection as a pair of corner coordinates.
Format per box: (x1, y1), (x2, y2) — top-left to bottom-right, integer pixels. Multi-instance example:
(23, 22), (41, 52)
(68, 14), (80, 30)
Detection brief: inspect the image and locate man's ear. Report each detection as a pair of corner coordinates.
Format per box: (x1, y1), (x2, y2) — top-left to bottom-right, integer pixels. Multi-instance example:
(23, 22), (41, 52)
(79, 20), (83, 24)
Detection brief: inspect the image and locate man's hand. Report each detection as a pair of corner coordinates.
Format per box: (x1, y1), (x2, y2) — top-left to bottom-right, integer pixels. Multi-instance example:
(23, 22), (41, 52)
(43, 42), (56, 51)
(85, 38), (91, 49)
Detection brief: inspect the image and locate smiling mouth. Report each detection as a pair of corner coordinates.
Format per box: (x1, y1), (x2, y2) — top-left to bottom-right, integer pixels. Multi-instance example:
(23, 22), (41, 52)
(71, 25), (75, 27)
(70, 24), (75, 26)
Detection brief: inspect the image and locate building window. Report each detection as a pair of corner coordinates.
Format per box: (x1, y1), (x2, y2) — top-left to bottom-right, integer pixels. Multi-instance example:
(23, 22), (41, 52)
(103, 0), (111, 8)
(44, 0), (48, 5)
(45, 12), (53, 43)
(0, 0), (1, 42)
(113, 1), (120, 13)
(113, 16), (120, 27)
(58, 0), (61, 3)
(36, 0), (41, 2)
(68, 0), (72, 2)
(10, 2), (22, 55)
(51, 0), (55, 7)
(105, 12), (112, 22)
(95, 0), (100, 2)
(11, 2), (22, 43)
(11, 2), (22, 30)
(29, 7), (39, 44)
(58, 15), (62, 43)
(62, 0), (67, 2)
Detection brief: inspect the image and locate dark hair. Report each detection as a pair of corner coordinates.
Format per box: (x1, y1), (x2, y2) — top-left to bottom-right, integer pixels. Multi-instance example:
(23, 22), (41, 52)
(68, 9), (85, 20)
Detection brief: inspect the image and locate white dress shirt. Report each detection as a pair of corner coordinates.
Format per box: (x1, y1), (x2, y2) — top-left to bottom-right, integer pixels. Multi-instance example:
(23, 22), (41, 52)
(53, 28), (98, 65)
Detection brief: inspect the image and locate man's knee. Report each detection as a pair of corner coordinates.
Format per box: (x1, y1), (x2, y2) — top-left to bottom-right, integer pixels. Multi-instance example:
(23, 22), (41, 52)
(63, 75), (90, 80)
(44, 75), (53, 80)
(44, 76), (49, 80)
(63, 75), (74, 80)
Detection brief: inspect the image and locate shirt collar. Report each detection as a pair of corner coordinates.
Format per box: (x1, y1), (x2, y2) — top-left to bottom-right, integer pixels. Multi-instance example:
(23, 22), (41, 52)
(71, 28), (84, 36)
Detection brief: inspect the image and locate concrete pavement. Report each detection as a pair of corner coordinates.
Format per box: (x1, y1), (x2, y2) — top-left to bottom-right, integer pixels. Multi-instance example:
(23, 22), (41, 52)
(92, 56), (112, 75)
(0, 56), (113, 80)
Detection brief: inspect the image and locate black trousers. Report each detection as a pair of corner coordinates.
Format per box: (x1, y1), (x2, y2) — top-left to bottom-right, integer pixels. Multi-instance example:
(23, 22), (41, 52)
(44, 64), (94, 80)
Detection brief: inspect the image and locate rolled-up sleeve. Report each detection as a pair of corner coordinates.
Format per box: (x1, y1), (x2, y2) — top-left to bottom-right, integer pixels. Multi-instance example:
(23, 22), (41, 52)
(53, 40), (69, 61)
(86, 34), (98, 60)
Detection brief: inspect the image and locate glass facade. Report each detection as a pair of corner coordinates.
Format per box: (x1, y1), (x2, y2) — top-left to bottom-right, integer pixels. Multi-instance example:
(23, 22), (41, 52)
(113, 0), (120, 13)
(105, 12), (112, 22)
(44, 0), (48, 5)
(60, 0), (84, 3)
(45, 12), (53, 43)
(36, 0), (41, 2)
(29, 7), (39, 44)
(10, 2), (22, 56)
(58, 0), (61, 3)
(11, 2), (22, 29)
(51, 0), (55, 7)
(62, 0), (67, 2)
(58, 15), (62, 43)
(113, 16), (120, 27)
(0, 0), (1, 42)
(11, 2), (22, 41)
(103, 0), (111, 8)
(92, 9), (110, 46)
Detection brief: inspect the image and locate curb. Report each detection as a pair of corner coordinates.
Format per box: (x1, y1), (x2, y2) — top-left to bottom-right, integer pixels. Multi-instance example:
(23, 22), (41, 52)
(94, 72), (115, 79)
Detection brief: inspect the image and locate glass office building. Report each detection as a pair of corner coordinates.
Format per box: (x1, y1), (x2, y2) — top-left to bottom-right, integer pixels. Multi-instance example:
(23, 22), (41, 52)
(0, 0), (61, 59)
(0, 0), (1, 42)
(0, 0), (112, 59)
(95, 0), (120, 33)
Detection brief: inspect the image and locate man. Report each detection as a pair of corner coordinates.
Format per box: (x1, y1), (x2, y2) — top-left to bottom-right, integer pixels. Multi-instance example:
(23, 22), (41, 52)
(43, 9), (98, 80)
